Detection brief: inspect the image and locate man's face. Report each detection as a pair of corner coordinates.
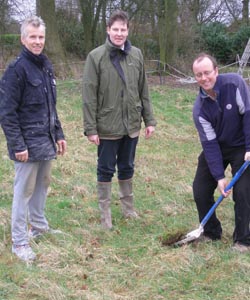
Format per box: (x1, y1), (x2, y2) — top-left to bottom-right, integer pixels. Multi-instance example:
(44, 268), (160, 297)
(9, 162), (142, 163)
(193, 57), (218, 92)
(21, 24), (45, 55)
(107, 20), (129, 48)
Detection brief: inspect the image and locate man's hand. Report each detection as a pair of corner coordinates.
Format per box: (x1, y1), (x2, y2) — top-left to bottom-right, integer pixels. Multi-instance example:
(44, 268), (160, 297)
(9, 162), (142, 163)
(15, 150), (29, 162)
(57, 140), (67, 156)
(218, 178), (231, 198)
(244, 151), (250, 161)
(145, 126), (155, 139)
(87, 134), (100, 145)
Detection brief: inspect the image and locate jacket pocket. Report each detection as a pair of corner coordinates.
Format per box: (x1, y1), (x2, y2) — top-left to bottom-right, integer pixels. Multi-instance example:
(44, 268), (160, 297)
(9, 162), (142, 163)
(23, 78), (44, 105)
(97, 106), (123, 134)
(128, 104), (142, 131)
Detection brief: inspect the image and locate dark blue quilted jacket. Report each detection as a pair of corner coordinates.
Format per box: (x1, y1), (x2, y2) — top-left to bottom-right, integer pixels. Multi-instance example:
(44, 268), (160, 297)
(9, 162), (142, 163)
(0, 47), (65, 161)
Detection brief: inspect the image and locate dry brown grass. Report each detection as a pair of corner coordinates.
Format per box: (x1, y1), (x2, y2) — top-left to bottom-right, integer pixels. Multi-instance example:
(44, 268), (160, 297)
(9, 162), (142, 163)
(1, 81), (250, 300)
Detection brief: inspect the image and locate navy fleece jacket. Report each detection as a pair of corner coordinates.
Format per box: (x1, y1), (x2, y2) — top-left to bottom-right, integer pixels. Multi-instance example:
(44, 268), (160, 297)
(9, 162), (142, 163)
(193, 73), (250, 180)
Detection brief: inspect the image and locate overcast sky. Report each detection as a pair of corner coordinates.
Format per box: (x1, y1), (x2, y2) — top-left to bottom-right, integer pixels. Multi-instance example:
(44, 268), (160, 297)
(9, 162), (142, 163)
(9, 0), (36, 22)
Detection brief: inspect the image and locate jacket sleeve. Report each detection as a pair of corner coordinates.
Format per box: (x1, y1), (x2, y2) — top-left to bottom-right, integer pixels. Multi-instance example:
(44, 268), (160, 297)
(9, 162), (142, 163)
(238, 78), (250, 152)
(0, 66), (27, 153)
(193, 102), (225, 181)
(54, 110), (65, 141)
(200, 139), (225, 180)
(46, 61), (65, 142)
(82, 54), (99, 136)
(138, 50), (157, 127)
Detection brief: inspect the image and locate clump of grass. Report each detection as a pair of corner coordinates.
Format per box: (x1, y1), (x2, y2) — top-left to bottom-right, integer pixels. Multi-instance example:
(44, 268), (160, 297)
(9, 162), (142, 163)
(160, 228), (186, 246)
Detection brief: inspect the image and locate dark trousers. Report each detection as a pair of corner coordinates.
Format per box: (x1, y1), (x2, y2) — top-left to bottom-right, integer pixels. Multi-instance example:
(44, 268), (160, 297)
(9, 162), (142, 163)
(97, 136), (139, 182)
(193, 147), (250, 245)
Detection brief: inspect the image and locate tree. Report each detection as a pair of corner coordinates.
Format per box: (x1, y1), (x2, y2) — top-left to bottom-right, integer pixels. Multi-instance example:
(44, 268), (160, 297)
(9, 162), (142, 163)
(78, 0), (147, 55)
(0, 0), (10, 34)
(242, 0), (249, 25)
(231, 25), (250, 57)
(78, 0), (106, 55)
(56, 8), (85, 58)
(165, 0), (178, 63)
(224, 0), (243, 25)
(36, 0), (68, 76)
(157, 0), (179, 64)
(201, 22), (233, 63)
(2, 0), (250, 73)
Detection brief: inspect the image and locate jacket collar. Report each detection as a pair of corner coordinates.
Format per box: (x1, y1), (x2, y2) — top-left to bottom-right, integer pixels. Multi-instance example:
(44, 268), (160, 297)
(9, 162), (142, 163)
(199, 75), (221, 100)
(106, 37), (131, 57)
(21, 46), (48, 68)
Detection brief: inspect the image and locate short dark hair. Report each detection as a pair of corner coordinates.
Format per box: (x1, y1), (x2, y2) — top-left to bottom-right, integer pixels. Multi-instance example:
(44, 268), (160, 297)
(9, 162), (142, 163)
(193, 53), (218, 69)
(107, 10), (129, 28)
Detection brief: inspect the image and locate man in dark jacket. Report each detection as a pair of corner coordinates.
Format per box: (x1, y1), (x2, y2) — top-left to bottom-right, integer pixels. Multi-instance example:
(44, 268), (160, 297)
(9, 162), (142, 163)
(83, 10), (156, 230)
(192, 53), (250, 252)
(0, 16), (66, 262)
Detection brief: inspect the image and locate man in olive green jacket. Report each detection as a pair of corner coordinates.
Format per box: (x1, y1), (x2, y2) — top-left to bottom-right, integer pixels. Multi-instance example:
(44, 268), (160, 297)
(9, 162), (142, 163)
(83, 10), (156, 229)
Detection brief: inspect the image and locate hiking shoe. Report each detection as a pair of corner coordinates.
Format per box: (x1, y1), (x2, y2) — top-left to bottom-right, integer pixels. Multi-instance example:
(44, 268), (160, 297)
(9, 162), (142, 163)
(232, 242), (250, 253)
(123, 211), (139, 219)
(28, 228), (44, 239)
(12, 244), (36, 262)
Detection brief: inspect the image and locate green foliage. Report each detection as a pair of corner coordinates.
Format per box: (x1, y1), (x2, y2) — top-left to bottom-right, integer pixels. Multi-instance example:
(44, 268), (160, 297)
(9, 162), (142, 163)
(130, 35), (159, 59)
(231, 25), (250, 57)
(200, 23), (250, 65)
(201, 22), (233, 64)
(0, 34), (20, 46)
(56, 9), (85, 58)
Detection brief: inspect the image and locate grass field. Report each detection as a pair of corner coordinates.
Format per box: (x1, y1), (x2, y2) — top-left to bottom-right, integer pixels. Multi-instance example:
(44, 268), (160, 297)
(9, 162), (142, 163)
(0, 79), (250, 300)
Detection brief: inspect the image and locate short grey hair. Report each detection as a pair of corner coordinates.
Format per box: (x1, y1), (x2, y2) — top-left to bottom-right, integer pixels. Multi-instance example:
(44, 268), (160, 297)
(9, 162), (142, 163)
(21, 16), (46, 38)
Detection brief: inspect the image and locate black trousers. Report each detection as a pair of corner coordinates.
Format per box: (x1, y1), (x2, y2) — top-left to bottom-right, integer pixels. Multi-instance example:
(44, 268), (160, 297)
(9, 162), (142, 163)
(97, 136), (139, 182)
(193, 146), (250, 245)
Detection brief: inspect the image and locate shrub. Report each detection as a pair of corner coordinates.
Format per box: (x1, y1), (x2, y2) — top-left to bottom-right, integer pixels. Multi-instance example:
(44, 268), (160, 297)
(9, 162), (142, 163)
(201, 22), (233, 64)
(130, 35), (159, 60)
(56, 9), (85, 58)
(0, 34), (20, 46)
(231, 25), (250, 58)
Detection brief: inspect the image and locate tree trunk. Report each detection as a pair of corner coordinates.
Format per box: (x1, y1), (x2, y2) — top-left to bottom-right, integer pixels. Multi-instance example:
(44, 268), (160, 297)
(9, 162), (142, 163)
(101, 0), (107, 42)
(79, 0), (106, 55)
(165, 0), (178, 63)
(158, 0), (178, 64)
(0, 0), (9, 34)
(158, 0), (166, 63)
(36, 0), (68, 77)
(81, 1), (94, 55)
(242, 0), (249, 25)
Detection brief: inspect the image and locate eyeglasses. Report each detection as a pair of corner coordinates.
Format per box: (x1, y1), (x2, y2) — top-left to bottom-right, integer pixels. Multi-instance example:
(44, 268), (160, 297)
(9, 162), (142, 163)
(194, 69), (215, 79)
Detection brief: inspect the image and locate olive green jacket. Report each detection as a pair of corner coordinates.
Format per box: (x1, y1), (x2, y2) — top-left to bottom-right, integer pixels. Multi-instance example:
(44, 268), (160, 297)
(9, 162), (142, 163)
(83, 39), (156, 138)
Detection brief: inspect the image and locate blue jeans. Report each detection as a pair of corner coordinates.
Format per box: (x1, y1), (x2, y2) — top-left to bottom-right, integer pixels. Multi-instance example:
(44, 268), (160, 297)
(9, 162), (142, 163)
(12, 161), (51, 246)
(97, 136), (139, 182)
